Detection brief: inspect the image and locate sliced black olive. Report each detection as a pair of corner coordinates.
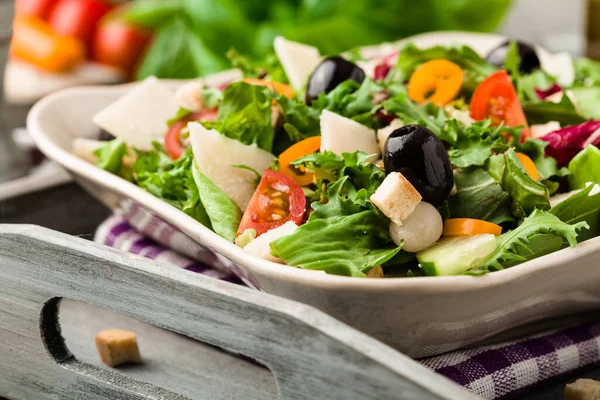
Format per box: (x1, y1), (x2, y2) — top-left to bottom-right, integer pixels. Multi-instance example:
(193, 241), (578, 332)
(486, 40), (541, 74)
(383, 124), (453, 206)
(305, 56), (365, 104)
(98, 129), (115, 141)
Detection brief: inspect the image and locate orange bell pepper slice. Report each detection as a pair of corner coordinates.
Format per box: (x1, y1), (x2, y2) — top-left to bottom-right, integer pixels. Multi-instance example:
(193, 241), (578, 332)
(278, 136), (322, 186)
(443, 218), (502, 237)
(10, 16), (85, 72)
(243, 78), (295, 99)
(515, 152), (539, 181)
(408, 59), (464, 106)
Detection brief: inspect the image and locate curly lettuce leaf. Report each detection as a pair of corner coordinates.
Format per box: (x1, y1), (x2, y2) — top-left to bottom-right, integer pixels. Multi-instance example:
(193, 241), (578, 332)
(207, 82), (275, 152)
(133, 146), (211, 226)
(273, 94), (321, 154)
(473, 209), (588, 273)
(394, 43), (495, 93)
(550, 183), (600, 242)
(382, 93), (446, 137)
(574, 57), (600, 87)
(311, 78), (385, 129)
(270, 177), (400, 277)
(449, 167), (514, 225)
(486, 149), (550, 215)
(191, 164), (241, 242)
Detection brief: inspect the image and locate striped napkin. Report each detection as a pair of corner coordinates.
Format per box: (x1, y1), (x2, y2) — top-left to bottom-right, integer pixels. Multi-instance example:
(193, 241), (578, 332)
(95, 202), (599, 400)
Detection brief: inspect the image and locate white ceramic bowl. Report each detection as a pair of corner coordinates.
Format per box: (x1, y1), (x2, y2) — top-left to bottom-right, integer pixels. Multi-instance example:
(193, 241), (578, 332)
(28, 32), (600, 358)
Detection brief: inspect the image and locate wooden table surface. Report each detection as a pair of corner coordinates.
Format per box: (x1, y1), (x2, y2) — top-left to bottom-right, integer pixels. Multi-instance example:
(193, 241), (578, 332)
(1, 1), (599, 398)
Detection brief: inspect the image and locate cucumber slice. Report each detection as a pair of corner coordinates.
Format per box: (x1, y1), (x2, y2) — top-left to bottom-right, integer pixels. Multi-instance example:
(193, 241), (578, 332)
(417, 234), (498, 276)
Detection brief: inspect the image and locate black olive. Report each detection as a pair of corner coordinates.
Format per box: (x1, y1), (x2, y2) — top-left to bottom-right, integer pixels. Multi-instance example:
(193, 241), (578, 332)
(383, 124), (453, 206)
(486, 40), (541, 74)
(98, 129), (115, 141)
(305, 56), (365, 104)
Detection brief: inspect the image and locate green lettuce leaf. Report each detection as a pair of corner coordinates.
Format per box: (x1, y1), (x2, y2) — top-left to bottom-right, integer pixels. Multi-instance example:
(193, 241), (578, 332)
(382, 93), (446, 137)
(449, 167), (514, 225)
(574, 57), (600, 87)
(522, 95), (587, 126)
(473, 209), (588, 273)
(394, 43), (495, 93)
(94, 139), (132, 180)
(569, 87), (600, 120)
(517, 70), (556, 103)
(550, 183), (600, 242)
(208, 82), (275, 152)
(191, 164), (241, 242)
(270, 177), (400, 277)
(486, 149), (550, 214)
(133, 146), (210, 226)
(273, 94), (321, 154)
(311, 78), (385, 129)
(568, 146), (600, 190)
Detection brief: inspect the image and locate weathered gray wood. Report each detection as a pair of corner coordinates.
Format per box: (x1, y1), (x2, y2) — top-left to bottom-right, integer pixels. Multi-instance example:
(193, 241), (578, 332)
(59, 299), (278, 400)
(0, 224), (480, 400)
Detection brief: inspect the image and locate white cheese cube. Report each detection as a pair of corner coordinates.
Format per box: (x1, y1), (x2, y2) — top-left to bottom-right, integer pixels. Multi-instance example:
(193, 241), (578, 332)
(92, 76), (179, 151)
(376, 119), (404, 154)
(320, 110), (380, 158)
(274, 37), (322, 90)
(189, 122), (274, 210)
(243, 221), (298, 263)
(370, 172), (422, 225)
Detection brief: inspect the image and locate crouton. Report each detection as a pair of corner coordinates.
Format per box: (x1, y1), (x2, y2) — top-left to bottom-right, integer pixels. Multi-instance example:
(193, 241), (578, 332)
(95, 329), (141, 367)
(370, 172), (422, 225)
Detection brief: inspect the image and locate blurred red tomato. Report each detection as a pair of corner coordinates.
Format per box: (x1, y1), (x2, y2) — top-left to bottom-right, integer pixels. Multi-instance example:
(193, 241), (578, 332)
(16, 0), (59, 19)
(92, 20), (151, 77)
(48, 0), (111, 46)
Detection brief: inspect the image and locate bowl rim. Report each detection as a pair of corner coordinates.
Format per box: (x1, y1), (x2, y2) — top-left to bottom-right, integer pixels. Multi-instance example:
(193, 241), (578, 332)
(26, 31), (600, 293)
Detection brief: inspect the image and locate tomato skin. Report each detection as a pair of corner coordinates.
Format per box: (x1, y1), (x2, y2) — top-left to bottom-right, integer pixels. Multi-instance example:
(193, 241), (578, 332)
(48, 0), (112, 46)
(470, 70), (530, 139)
(165, 109), (218, 159)
(238, 170), (306, 237)
(92, 19), (151, 77)
(16, 0), (59, 19)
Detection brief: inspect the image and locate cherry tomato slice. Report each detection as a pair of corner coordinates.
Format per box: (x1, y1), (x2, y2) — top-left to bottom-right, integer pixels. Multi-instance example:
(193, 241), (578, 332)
(92, 19), (150, 78)
(515, 152), (539, 181)
(48, 0), (112, 47)
(16, 0), (59, 19)
(165, 109), (218, 159)
(443, 218), (502, 237)
(278, 136), (321, 186)
(243, 78), (295, 99)
(237, 170), (306, 237)
(470, 70), (530, 140)
(408, 59), (464, 106)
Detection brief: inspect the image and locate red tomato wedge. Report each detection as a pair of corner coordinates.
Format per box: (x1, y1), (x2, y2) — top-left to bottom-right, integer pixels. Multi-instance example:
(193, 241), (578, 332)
(237, 170), (306, 237)
(470, 70), (530, 140)
(165, 109), (218, 159)
(92, 19), (151, 77)
(16, 0), (59, 19)
(48, 0), (112, 46)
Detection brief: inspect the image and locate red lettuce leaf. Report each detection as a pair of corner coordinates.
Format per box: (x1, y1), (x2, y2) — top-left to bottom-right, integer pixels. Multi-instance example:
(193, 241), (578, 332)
(539, 120), (600, 166)
(535, 83), (562, 99)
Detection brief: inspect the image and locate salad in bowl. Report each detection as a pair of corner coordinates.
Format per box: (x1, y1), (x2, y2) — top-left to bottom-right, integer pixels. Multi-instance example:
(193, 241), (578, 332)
(74, 36), (600, 279)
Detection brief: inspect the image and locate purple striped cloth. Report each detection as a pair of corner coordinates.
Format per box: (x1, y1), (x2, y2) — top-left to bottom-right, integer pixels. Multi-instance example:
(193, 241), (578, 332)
(95, 203), (600, 399)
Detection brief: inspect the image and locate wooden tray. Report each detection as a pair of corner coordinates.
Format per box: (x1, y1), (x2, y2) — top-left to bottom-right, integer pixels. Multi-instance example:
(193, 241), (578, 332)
(0, 224), (479, 400)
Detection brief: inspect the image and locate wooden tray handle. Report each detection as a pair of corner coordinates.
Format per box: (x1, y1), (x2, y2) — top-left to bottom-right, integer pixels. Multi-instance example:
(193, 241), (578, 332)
(0, 224), (477, 400)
